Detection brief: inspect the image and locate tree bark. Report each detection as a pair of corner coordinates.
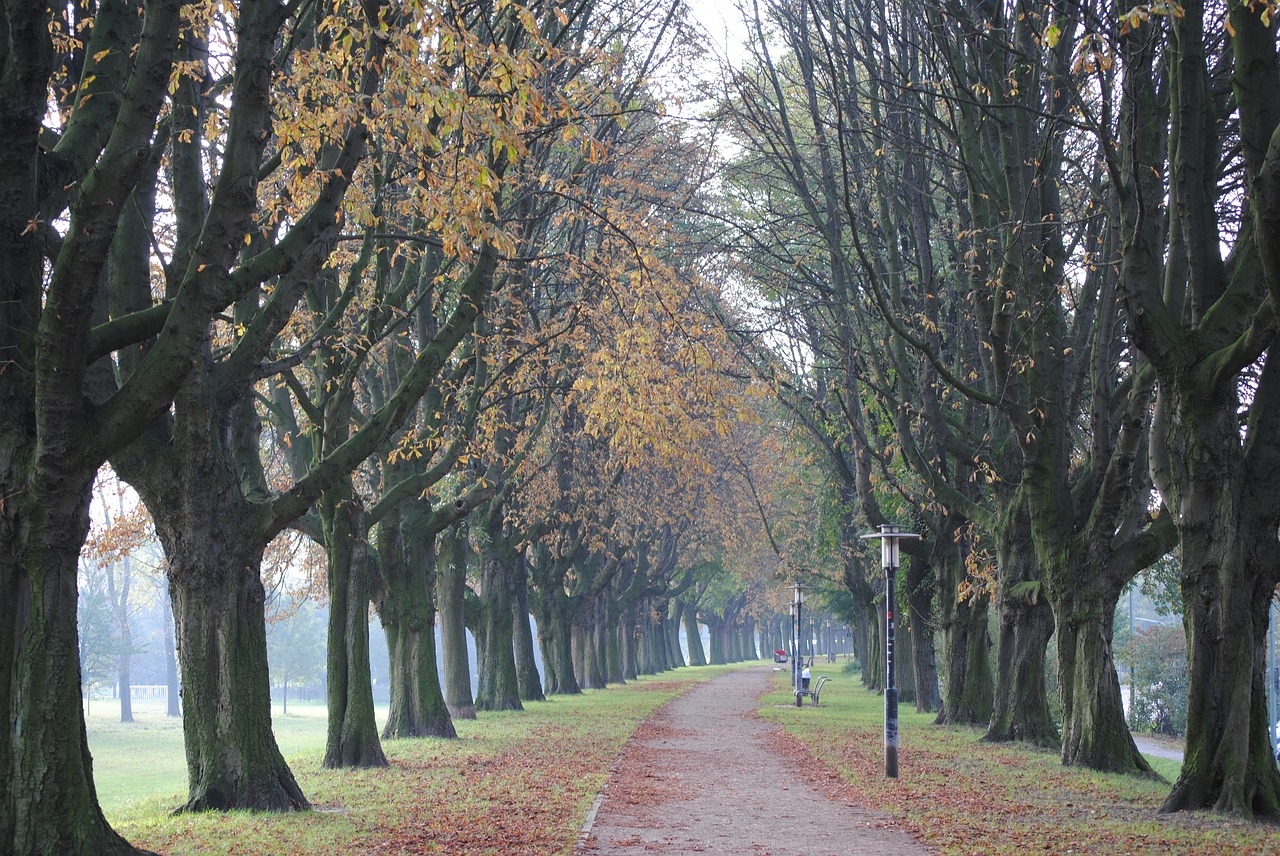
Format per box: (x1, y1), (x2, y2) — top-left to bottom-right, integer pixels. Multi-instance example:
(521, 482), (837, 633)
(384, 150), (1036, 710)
(537, 590), (581, 694)
(117, 386), (308, 811)
(437, 524), (476, 719)
(166, 530), (308, 810)
(906, 555), (941, 713)
(513, 571), (544, 702)
(7, 467), (146, 854)
(682, 600), (707, 666)
(475, 511), (522, 712)
(935, 530), (993, 726)
(321, 488), (388, 768)
(373, 501), (455, 740)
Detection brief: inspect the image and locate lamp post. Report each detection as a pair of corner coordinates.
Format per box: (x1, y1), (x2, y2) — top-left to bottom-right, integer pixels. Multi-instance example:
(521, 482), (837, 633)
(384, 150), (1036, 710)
(791, 582), (805, 706)
(861, 523), (919, 778)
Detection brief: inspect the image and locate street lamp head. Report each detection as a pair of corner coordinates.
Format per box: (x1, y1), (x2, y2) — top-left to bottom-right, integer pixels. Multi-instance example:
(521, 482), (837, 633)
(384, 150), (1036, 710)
(791, 580), (805, 604)
(859, 523), (921, 570)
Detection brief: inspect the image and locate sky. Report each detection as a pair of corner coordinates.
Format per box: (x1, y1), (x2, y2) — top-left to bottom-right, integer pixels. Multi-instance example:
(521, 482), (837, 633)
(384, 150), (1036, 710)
(685, 0), (752, 69)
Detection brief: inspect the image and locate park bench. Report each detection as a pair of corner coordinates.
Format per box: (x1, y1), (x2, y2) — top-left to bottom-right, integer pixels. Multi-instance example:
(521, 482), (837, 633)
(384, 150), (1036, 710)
(796, 675), (831, 706)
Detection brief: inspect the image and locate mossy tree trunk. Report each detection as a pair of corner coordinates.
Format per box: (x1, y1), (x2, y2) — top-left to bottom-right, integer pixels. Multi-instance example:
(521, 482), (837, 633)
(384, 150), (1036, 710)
(682, 600), (707, 666)
(935, 524), (993, 726)
(320, 485), (387, 769)
(475, 507), (522, 712)
(906, 555), (941, 713)
(513, 570), (544, 702)
(1112, 0), (1280, 816)
(375, 504), (455, 739)
(437, 524), (476, 719)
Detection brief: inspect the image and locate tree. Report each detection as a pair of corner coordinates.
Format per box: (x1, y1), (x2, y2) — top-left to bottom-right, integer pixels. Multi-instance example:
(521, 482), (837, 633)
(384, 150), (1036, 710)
(1108, 0), (1280, 815)
(1, 1), (243, 850)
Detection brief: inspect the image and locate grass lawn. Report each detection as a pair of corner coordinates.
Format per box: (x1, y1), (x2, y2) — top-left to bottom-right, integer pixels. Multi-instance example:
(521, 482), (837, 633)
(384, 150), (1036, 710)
(86, 699), (359, 818)
(87, 667), (736, 855)
(761, 661), (1280, 855)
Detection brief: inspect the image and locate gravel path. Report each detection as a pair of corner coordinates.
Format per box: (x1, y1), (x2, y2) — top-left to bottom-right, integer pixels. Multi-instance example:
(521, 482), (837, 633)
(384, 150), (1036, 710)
(575, 665), (932, 855)
(1132, 734), (1184, 763)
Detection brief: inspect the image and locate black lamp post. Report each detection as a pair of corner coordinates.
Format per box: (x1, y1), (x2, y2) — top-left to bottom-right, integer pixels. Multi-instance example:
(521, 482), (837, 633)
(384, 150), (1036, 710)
(861, 523), (919, 778)
(791, 582), (805, 706)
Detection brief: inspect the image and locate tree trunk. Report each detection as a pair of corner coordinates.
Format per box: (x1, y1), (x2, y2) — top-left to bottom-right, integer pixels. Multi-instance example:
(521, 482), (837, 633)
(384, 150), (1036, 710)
(166, 533), (308, 810)
(935, 534), (993, 726)
(475, 514), (522, 712)
(866, 594), (885, 692)
(682, 601), (707, 666)
(667, 601), (686, 668)
(117, 640), (134, 724)
(437, 525), (475, 719)
(1156, 402), (1280, 814)
(605, 609), (626, 685)
(113, 379), (307, 812)
(586, 601), (609, 687)
(897, 610), (916, 705)
(6, 464), (145, 854)
(513, 571), (544, 702)
(983, 499), (1058, 747)
(1053, 579), (1151, 774)
(376, 508), (455, 739)
(538, 592), (580, 695)
(906, 556), (941, 713)
(620, 607), (638, 681)
(321, 489), (387, 769)
(985, 593), (1056, 748)
(708, 621), (727, 665)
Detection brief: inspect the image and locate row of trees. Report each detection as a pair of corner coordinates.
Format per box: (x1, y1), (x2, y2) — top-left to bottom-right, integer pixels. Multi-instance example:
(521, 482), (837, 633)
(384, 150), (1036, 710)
(10, 1), (1280, 853)
(703, 0), (1280, 818)
(1, 0), (804, 853)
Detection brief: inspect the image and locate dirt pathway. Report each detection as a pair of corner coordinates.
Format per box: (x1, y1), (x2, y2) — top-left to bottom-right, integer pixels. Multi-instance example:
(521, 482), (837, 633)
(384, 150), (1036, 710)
(575, 665), (932, 855)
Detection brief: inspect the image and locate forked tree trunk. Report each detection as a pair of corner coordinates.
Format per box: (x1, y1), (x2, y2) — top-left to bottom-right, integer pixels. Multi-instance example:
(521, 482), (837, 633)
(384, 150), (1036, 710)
(865, 595), (885, 693)
(115, 381), (308, 812)
(605, 610), (626, 684)
(1157, 405), (1280, 814)
(707, 620), (727, 665)
(1164, 543), (1280, 814)
(538, 593), (580, 695)
(577, 608), (606, 688)
(985, 594), (1056, 748)
(381, 614), (455, 738)
(1053, 581), (1151, 774)
(667, 602), (685, 667)
(897, 611), (917, 704)
(619, 609), (638, 681)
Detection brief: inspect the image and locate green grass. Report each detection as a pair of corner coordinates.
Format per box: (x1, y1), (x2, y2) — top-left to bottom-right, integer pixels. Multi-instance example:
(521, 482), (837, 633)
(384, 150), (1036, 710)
(86, 698), (347, 816)
(88, 667), (739, 855)
(761, 662), (1280, 855)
